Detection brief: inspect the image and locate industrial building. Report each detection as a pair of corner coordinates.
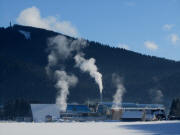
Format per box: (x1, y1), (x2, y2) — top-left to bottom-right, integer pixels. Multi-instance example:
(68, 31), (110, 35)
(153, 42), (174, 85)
(97, 102), (166, 121)
(30, 102), (166, 122)
(30, 104), (98, 122)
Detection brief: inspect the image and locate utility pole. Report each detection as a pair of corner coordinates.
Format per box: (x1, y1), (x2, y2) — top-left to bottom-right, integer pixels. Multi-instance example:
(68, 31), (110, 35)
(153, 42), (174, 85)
(10, 21), (12, 27)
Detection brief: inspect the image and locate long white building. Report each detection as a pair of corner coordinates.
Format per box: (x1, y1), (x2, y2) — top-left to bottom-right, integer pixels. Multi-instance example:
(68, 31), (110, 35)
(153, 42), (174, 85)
(97, 102), (166, 121)
(30, 103), (166, 122)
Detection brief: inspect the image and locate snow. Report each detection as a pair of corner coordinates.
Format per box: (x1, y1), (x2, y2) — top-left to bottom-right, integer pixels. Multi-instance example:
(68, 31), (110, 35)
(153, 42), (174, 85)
(30, 104), (60, 122)
(0, 121), (180, 135)
(19, 30), (31, 40)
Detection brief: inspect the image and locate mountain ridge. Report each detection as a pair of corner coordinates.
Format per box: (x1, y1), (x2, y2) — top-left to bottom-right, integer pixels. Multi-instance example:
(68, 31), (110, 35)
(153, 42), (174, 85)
(0, 24), (180, 108)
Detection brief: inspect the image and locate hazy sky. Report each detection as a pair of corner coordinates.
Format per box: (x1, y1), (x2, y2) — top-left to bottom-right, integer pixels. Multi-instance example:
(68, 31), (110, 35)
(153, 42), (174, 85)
(1, 0), (180, 60)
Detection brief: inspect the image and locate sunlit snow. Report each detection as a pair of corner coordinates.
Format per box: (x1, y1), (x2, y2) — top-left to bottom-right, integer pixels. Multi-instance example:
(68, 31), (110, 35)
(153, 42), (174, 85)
(0, 121), (180, 135)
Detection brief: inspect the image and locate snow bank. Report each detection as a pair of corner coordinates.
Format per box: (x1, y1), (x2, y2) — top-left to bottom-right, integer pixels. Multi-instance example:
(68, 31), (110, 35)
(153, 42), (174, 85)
(0, 121), (180, 135)
(19, 30), (31, 40)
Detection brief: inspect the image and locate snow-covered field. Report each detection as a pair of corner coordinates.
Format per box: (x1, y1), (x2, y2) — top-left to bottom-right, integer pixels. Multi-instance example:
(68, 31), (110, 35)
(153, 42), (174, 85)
(0, 121), (180, 135)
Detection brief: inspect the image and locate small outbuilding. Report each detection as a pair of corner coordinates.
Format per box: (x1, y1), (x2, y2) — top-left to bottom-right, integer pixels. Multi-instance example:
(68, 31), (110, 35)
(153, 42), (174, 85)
(30, 104), (60, 122)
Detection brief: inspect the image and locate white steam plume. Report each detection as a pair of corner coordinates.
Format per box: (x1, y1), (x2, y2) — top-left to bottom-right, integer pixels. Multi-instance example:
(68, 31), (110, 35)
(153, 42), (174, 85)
(45, 35), (86, 75)
(46, 35), (103, 109)
(74, 54), (103, 96)
(55, 70), (78, 112)
(112, 74), (126, 108)
(149, 89), (163, 103)
(46, 35), (87, 111)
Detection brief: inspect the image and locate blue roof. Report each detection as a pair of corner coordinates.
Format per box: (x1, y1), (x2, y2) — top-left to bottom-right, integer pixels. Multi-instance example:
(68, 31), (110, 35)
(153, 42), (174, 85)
(66, 104), (91, 113)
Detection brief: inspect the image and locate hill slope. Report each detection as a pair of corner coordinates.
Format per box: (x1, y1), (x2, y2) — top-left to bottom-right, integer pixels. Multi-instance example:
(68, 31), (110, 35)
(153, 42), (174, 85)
(0, 24), (180, 107)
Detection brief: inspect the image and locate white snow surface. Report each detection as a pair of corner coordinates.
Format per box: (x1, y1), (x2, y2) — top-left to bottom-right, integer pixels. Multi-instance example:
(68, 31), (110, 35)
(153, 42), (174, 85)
(0, 121), (180, 135)
(19, 30), (31, 40)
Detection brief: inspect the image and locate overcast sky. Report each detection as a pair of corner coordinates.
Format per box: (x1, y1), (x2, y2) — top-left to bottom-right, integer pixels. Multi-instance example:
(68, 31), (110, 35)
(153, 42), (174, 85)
(1, 0), (180, 60)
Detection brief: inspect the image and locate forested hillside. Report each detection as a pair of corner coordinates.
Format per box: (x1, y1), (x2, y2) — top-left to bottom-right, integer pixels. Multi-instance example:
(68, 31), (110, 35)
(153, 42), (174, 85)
(0, 24), (180, 107)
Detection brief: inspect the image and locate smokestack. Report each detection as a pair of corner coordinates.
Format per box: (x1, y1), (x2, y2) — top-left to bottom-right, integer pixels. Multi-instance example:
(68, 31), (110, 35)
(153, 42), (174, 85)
(10, 21), (12, 27)
(100, 93), (103, 103)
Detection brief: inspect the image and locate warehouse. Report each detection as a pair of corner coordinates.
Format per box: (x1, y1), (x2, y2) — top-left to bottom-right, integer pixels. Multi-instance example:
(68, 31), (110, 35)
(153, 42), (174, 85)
(30, 102), (166, 122)
(30, 104), (93, 122)
(97, 102), (166, 121)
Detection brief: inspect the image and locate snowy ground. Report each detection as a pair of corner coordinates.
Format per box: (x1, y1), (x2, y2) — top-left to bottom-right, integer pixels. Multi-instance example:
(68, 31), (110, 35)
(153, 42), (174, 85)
(0, 121), (180, 135)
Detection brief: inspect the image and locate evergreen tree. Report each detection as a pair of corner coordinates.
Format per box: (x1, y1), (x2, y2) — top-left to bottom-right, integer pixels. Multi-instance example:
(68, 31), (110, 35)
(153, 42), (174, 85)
(169, 98), (180, 117)
(3, 99), (32, 120)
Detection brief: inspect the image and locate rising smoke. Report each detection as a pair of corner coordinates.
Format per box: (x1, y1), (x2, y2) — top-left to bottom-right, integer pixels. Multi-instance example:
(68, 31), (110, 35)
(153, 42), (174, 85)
(46, 35), (103, 111)
(112, 73), (126, 108)
(46, 35), (84, 111)
(74, 53), (103, 95)
(149, 89), (163, 103)
(46, 35), (86, 75)
(55, 70), (78, 112)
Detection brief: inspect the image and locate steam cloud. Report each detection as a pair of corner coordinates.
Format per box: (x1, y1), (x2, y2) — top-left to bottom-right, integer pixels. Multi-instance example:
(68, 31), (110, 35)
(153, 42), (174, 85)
(112, 74), (126, 108)
(74, 54), (103, 94)
(55, 70), (78, 112)
(46, 35), (103, 111)
(46, 35), (85, 111)
(46, 35), (86, 75)
(149, 89), (163, 103)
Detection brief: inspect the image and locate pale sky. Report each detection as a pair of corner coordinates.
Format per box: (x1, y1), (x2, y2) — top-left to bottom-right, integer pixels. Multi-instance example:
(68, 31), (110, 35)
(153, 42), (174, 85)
(1, 0), (180, 60)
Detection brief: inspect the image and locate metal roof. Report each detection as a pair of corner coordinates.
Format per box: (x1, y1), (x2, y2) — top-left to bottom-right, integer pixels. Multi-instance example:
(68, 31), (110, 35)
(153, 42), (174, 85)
(67, 104), (91, 113)
(99, 102), (165, 110)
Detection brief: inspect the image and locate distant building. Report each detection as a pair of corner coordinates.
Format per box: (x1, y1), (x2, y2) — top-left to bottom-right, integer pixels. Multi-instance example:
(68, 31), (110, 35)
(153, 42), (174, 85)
(10, 21), (12, 27)
(30, 103), (166, 122)
(60, 104), (91, 121)
(30, 104), (92, 122)
(97, 102), (166, 121)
